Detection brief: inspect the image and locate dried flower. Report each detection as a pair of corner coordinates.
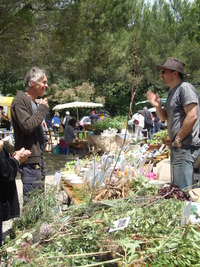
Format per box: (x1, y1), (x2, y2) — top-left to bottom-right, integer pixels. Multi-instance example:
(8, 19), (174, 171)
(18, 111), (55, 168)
(40, 222), (52, 238)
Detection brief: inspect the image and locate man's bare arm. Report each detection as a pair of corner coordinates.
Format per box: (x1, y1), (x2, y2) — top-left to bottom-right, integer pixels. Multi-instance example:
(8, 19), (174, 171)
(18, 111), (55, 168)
(175, 103), (198, 143)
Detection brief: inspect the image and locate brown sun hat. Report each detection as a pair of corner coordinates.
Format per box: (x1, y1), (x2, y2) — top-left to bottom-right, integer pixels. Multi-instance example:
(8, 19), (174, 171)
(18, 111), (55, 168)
(156, 57), (186, 75)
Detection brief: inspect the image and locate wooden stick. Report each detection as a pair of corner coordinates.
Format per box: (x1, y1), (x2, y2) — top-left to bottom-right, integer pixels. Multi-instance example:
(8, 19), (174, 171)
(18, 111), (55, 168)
(81, 258), (122, 267)
(65, 250), (111, 258)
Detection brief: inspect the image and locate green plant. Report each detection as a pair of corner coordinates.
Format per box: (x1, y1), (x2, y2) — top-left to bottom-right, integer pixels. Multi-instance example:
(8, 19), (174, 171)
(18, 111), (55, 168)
(115, 115), (127, 129)
(147, 130), (168, 145)
(93, 117), (121, 132)
(12, 187), (58, 231)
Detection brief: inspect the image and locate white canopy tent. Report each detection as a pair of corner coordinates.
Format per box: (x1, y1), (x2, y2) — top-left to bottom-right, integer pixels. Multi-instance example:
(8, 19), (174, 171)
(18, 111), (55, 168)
(148, 107), (156, 112)
(52, 101), (103, 120)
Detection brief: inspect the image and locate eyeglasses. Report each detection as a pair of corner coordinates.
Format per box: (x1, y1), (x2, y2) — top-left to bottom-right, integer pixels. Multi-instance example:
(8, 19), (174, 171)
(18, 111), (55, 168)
(161, 69), (175, 74)
(161, 70), (167, 74)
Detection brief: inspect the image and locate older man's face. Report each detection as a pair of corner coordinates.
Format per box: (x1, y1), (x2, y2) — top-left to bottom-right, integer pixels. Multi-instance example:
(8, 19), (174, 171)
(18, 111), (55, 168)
(34, 75), (48, 97)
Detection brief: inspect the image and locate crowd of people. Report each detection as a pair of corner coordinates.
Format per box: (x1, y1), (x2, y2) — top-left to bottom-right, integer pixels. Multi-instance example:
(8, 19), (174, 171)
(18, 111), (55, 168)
(1, 56), (200, 246)
(131, 107), (162, 140)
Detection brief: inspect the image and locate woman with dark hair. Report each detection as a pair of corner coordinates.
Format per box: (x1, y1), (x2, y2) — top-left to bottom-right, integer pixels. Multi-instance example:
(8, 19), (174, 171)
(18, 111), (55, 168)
(64, 118), (89, 158)
(0, 140), (31, 246)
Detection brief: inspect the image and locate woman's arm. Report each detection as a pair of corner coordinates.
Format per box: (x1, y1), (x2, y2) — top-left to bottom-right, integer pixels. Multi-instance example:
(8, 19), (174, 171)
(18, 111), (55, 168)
(0, 140), (31, 181)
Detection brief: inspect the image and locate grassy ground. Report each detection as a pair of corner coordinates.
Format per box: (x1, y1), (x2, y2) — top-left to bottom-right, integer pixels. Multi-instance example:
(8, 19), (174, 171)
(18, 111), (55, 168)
(43, 152), (69, 174)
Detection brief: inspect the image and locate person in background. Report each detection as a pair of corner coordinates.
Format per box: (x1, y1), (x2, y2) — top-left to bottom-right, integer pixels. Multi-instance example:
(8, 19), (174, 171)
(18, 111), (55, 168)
(0, 106), (11, 130)
(42, 119), (49, 147)
(45, 112), (52, 130)
(11, 66), (49, 202)
(142, 107), (153, 139)
(52, 112), (60, 134)
(99, 114), (104, 121)
(152, 112), (161, 134)
(42, 119), (48, 132)
(90, 110), (99, 124)
(0, 139), (31, 246)
(64, 118), (89, 158)
(132, 111), (144, 140)
(62, 111), (72, 129)
(147, 57), (200, 189)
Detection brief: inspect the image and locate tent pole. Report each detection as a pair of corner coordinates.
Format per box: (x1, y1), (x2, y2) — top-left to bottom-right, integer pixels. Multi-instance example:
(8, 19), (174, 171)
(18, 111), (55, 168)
(77, 108), (79, 120)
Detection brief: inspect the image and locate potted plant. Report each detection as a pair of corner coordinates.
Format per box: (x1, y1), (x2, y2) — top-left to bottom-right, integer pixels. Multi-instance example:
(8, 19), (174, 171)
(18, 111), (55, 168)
(92, 117), (121, 135)
(147, 130), (168, 150)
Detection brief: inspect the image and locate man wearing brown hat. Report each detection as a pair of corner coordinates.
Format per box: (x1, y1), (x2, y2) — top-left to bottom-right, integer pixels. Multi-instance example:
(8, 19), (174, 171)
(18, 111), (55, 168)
(147, 57), (200, 189)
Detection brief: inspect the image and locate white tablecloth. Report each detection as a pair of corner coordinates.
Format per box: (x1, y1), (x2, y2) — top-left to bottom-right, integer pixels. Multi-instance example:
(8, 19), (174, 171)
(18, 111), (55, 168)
(89, 133), (131, 153)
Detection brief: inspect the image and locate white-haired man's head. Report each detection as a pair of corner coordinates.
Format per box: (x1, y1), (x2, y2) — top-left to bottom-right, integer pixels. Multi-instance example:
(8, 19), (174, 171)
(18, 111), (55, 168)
(24, 66), (46, 90)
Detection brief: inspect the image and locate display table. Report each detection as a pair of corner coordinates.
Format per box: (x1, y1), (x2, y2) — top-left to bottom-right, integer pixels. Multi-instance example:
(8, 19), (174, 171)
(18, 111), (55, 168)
(77, 131), (91, 150)
(88, 134), (130, 153)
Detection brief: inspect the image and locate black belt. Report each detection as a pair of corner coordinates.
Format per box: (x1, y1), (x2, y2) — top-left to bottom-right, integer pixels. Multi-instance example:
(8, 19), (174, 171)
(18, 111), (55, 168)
(21, 163), (40, 170)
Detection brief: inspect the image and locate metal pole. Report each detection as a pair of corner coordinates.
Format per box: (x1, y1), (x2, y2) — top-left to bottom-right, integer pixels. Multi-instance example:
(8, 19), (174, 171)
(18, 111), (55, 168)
(77, 108), (79, 121)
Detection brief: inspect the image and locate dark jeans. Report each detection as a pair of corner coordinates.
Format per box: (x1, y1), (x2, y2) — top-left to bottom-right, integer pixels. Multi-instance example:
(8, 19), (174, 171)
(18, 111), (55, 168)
(153, 122), (161, 134)
(19, 161), (45, 203)
(145, 125), (153, 139)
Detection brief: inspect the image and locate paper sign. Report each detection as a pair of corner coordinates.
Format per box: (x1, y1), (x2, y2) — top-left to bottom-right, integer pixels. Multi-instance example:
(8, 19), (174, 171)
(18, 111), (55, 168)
(139, 166), (144, 174)
(146, 161), (153, 174)
(102, 157), (113, 171)
(134, 157), (141, 169)
(53, 172), (62, 185)
(141, 144), (149, 153)
(159, 143), (166, 153)
(140, 155), (148, 168)
(129, 161), (134, 167)
(109, 217), (130, 232)
(181, 202), (200, 226)
(102, 154), (108, 166)
(74, 159), (82, 174)
(120, 158), (126, 171)
(84, 170), (92, 182)
(148, 149), (158, 159)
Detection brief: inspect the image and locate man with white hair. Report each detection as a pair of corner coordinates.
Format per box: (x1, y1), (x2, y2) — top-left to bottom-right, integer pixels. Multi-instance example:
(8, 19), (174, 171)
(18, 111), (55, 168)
(62, 110), (72, 129)
(11, 66), (49, 201)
